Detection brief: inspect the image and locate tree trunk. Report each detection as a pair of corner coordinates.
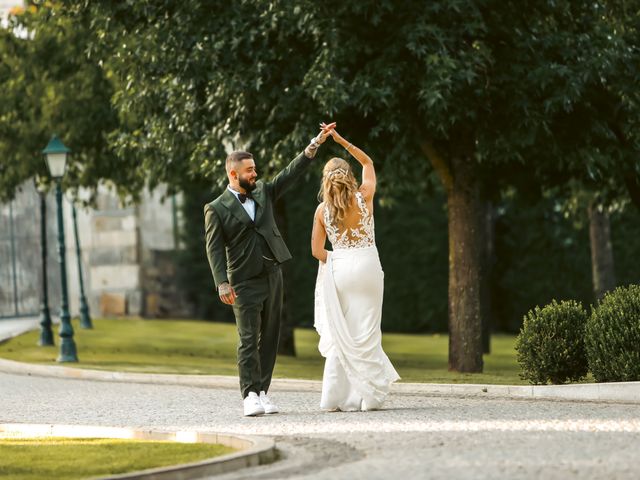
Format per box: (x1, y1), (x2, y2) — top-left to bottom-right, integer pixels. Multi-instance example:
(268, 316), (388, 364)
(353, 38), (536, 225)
(447, 156), (484, 373)
(588, 202), (616, 301)
(274, 197), (296, 357)
(624, 172), (640, 213)
(480, 200), (495, 355)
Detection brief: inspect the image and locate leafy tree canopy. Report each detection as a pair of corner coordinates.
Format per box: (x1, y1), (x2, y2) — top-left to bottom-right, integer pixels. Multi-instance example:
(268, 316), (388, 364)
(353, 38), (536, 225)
(0, 3), (121, 202)
(60, 0), (640, 199)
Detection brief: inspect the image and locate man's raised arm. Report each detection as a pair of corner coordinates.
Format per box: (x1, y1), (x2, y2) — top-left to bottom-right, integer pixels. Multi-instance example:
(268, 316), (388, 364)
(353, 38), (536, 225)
(268, 122), (335, 200)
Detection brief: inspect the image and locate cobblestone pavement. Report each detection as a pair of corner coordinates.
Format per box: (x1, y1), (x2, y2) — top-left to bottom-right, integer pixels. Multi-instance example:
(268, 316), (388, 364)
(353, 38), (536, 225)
(2, 372), (640, 479)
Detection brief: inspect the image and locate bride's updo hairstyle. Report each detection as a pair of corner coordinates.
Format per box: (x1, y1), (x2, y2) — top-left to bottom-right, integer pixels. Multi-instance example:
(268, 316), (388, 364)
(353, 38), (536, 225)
(319, 157), (358, 225)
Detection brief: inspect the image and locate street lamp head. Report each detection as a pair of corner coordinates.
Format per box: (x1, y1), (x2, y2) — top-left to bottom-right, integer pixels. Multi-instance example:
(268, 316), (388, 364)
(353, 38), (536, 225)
(43, 134), (71, 179)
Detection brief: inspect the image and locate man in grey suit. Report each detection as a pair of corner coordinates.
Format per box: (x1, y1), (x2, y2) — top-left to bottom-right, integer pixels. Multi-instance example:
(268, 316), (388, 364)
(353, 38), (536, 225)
(205, 123), (335, 416)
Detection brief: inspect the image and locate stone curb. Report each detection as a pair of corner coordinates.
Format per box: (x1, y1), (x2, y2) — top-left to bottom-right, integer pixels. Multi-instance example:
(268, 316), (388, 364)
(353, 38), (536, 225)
(0, 356), (639, 404)
(391, 381), (640, 404)
(0, 423), (276, 479)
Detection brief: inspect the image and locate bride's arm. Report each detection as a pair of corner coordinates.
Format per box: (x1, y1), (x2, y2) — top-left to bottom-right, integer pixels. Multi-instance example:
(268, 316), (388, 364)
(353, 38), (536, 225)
(311, 203), (328, 263)
(326, 127), (376, 201)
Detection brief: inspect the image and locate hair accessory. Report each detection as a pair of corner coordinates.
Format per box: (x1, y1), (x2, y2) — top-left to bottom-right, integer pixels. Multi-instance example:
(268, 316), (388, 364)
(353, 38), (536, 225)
(327, 167), (348, 179)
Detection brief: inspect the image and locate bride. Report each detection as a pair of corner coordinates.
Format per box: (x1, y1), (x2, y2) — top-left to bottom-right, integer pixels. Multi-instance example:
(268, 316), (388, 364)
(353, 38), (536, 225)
(311, 125), (400, 412)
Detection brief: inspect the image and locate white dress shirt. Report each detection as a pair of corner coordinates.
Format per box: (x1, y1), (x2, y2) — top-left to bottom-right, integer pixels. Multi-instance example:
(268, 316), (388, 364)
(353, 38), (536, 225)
(227, 185), (256, 221)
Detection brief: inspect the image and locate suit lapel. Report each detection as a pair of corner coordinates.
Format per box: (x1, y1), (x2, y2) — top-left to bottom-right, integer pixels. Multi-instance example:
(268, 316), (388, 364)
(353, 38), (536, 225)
(253, 183), (264, 225)
(221, 189), (253, 226)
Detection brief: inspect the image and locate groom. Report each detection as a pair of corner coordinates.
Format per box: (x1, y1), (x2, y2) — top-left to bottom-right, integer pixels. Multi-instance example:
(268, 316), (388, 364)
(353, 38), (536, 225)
(204, 123), (335, 416)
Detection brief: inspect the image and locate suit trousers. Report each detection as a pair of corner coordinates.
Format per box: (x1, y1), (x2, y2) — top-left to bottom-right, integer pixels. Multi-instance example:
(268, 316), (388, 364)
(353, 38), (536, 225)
(231, 258), (283, 398)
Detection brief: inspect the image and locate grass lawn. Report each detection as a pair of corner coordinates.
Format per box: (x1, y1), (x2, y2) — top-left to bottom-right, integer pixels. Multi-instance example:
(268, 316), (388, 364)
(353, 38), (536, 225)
(0, 437), (234, 480)
(0, 318), (526, 384)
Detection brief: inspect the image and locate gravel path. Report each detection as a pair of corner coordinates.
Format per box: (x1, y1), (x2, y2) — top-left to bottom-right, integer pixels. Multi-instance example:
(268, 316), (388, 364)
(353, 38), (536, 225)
(2, 372), (640, 479)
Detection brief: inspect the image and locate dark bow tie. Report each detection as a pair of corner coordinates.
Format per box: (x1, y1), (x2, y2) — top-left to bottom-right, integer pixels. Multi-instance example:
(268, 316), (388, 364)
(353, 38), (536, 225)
(238, 192), (253, 204)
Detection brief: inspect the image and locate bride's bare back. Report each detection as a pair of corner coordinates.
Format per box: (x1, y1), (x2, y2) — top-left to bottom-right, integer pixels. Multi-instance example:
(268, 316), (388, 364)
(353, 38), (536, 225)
(311, 127), (376, 262)
(323, 191), (375, 250)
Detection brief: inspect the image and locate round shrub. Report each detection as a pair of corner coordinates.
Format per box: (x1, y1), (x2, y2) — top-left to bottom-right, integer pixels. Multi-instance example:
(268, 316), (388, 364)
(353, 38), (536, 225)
(515, 300), (589, 385)
(586, 284), (640, 382)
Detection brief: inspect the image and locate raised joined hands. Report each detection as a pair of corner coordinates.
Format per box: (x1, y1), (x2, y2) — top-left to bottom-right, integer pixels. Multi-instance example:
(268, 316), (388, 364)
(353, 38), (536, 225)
(316, 122), (336, 144)
(320, 122), (344, 143)
(305, 121), (336, 158)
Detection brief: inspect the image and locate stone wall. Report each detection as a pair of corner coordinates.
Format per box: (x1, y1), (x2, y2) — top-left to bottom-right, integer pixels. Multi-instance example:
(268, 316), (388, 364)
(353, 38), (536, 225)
(83, 195), (142, 316)
(0, 182), (61, 317)
(0, 180), (189, 319)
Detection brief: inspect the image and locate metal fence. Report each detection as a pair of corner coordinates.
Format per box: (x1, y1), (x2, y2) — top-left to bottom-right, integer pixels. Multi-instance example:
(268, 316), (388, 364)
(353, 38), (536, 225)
(0, 182), (60, 319)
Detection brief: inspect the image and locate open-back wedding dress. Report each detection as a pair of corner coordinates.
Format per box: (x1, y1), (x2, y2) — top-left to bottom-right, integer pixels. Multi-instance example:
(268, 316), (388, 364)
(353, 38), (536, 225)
(314, 191), (400, 411)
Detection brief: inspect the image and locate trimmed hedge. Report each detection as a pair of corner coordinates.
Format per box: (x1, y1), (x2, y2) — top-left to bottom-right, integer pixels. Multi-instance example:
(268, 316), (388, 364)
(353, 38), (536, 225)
(515, 300), (589, 385)
(586, 284), (640, 382)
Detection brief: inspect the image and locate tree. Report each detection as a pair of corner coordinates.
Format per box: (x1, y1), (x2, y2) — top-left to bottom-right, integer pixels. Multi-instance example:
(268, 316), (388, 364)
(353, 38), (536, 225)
(313, 0), (639, 371)
(588, 202), (616, 300)
(553, 186), (619, 302)
(534, 1), (640, 302)
(64, 0), (639, 371)
(67, 1), (353, 356)
(0, 3), (120, 202)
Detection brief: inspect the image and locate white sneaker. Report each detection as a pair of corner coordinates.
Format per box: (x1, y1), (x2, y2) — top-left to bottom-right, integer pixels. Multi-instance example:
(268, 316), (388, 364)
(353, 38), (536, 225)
(260, 391), (279, 414)
(243, 392), (265, 416)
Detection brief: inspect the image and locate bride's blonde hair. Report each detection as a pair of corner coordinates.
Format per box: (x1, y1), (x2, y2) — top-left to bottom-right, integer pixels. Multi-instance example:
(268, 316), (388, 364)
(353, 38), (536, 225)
(318, 157), (359, 225)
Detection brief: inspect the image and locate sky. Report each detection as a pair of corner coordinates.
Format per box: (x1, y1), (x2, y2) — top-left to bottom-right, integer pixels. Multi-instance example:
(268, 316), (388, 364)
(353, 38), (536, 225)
(0, 0), (20, 23)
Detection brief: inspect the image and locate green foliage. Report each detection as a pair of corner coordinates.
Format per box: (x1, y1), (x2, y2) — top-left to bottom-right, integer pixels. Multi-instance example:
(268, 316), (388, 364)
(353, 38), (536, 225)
(493, 191), (593, 332)
(0, 4), (122, 202)
(611, 208), (640, 287)
(515, 300), (589, 385)
(29, 1), (638, 342)
(67, 0), (337, 193)
(59, 0), (640, 198)
(586, 284), (640, 382)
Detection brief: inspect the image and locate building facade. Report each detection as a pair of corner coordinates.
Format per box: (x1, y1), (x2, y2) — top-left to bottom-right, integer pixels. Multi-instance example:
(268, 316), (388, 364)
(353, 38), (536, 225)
(0, 181), (189, 320)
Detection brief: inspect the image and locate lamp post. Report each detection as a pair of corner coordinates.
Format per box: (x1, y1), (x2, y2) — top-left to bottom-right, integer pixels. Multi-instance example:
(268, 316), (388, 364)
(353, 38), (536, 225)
(34, 176), (54, 346)
(71, 203), (92, 329)
(43, 135), (78, 362)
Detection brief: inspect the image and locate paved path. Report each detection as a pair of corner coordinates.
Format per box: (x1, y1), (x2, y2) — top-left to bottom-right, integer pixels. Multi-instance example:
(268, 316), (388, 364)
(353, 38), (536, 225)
(2, 372), (640, 479)
(0, 317), (40, 340)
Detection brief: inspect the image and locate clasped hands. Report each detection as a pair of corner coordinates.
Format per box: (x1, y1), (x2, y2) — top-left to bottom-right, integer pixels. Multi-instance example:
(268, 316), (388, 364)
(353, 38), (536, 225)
(305, 121), (337, 158)
(315, 121), (337, 145)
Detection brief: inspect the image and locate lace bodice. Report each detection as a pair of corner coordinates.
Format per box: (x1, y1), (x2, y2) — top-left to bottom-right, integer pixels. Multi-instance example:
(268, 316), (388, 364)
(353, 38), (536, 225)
(324, 191), (375, 249)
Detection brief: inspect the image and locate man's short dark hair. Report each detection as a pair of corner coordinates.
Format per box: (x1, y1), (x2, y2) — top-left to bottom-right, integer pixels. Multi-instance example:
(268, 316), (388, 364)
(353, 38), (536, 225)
(226, 151), (253, 172)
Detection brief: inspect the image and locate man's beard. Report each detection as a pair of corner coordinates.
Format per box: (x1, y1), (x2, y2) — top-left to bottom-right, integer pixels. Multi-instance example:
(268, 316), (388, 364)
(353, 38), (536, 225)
(239, 176), (257, 192)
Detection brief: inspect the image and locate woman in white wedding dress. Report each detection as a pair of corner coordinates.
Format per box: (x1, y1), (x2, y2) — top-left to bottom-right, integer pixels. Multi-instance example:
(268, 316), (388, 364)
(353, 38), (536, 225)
(311, 126), (400, 412)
